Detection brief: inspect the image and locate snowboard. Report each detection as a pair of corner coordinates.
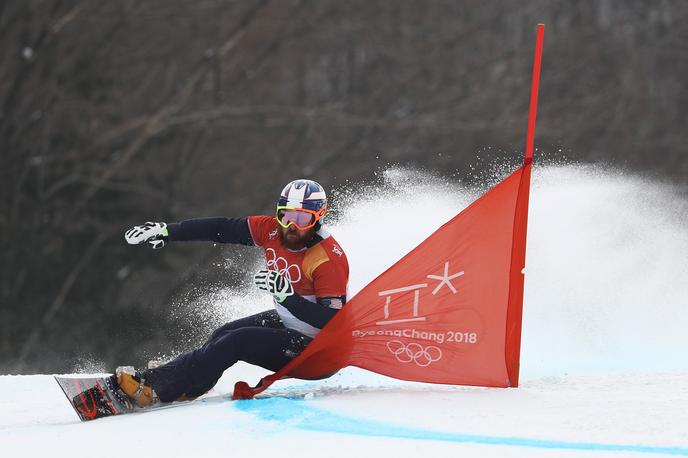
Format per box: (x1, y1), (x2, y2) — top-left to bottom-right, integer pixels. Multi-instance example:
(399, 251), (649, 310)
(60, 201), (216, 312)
(55, 375), (327, 422)
(54, 375), (233, 421)
(54, 375), (139, 421)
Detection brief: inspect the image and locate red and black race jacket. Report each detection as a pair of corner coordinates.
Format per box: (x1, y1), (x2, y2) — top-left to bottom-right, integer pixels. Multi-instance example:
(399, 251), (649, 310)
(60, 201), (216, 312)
(166, 216), (349, 337)
(247, 216), (349, 337)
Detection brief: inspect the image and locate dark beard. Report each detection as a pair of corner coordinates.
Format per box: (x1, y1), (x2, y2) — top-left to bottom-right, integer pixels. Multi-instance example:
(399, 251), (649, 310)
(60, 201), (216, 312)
(279, 227), (314, 250)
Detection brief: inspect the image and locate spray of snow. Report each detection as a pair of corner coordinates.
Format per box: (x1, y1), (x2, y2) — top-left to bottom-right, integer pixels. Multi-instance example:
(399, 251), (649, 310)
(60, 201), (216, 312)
(522, 165), (688, 377)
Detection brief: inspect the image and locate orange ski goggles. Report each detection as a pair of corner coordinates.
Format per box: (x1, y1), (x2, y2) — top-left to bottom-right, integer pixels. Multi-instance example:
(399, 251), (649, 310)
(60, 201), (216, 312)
(275, 205), (327, 230)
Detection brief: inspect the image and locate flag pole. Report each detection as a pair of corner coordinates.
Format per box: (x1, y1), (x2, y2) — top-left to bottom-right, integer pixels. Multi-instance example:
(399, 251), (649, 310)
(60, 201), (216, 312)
(506, 24), (545, 387)
(525, 24), (545, 164)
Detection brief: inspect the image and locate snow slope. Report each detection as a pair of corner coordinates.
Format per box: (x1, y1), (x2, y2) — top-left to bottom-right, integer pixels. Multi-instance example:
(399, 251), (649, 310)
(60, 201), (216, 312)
(2, 165), (687, 457)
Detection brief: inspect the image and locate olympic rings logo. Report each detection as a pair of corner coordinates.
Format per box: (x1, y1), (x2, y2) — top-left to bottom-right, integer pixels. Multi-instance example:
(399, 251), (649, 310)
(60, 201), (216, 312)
(386, 340), (442, 367)
(265, 248), (302, 283)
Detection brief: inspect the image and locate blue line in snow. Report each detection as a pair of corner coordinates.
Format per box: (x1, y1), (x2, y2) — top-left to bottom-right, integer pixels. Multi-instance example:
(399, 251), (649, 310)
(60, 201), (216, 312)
(235, 397), (688, 456)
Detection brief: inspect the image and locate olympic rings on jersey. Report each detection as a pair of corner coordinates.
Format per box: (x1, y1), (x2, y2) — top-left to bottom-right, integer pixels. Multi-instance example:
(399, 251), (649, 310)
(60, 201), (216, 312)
(386, 340), (443, 367)
(265, 248), (302, 284)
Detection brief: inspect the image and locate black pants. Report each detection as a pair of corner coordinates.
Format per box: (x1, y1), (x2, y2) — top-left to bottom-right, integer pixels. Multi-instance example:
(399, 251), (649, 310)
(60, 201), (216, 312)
(145, 310), (312, 402)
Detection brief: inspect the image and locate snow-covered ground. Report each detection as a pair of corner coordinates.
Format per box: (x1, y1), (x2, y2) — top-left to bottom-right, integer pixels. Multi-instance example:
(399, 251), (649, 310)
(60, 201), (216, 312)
(2, 367), (687, 457)
(2, 165), (687, 457)
(1, 367), (688, 457)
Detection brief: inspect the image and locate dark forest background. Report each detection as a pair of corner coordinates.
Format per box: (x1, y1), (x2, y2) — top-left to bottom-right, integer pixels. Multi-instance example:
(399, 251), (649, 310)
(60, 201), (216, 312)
(1, 0), (686, 374)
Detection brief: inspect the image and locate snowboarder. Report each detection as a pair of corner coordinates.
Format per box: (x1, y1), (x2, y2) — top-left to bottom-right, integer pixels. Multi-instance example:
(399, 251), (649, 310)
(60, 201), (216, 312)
(116, 179), (349, 407)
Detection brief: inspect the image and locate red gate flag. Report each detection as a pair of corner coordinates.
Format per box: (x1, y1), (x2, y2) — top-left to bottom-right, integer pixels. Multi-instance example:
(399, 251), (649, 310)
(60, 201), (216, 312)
(233, 24), (543, 399)
(234, 164), (532, 399)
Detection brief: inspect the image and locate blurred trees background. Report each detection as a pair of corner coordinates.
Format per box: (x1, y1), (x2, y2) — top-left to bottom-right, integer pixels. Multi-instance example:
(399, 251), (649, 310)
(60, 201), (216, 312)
(1, 0), (686, 373)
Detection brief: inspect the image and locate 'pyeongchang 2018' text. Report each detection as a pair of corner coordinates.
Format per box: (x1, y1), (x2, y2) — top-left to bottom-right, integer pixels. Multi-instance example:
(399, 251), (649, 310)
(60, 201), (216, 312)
(351, 329), (478, 345)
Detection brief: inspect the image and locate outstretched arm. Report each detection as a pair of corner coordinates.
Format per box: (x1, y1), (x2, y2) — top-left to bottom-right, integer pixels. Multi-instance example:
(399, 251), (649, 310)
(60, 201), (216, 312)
(125, 217), (254, 248)
(166, 217), (253, 245)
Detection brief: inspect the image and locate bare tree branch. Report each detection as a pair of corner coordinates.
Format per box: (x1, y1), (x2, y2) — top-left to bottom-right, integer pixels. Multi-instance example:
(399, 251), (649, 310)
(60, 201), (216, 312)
(162, 104), (493, 132)
(69, 0), (274, 214)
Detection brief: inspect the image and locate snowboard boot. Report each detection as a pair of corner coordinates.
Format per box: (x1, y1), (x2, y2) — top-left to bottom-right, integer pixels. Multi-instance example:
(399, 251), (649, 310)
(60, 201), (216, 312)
(114, 366), (159, 407)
